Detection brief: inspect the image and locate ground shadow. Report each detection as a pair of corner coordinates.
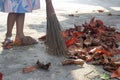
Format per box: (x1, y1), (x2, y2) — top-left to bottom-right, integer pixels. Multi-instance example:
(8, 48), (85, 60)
(27, 0), (120, 80)
(0, 0), (120, 80)
(28, 22), (46, 33)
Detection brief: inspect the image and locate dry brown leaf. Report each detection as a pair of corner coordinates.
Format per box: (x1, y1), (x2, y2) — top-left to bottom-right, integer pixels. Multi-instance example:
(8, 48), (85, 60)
(111, 66), (120, 78)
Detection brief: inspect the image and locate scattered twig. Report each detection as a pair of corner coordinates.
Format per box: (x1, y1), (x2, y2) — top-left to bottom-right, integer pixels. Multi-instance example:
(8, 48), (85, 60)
(84, 70), (94, 76)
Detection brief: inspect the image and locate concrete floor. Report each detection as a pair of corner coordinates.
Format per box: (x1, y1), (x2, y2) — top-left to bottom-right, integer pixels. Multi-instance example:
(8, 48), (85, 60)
(0, 0), (120, 80)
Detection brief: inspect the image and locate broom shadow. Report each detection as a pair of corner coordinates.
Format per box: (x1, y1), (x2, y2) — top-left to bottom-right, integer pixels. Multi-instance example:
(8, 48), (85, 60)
(27, 11), (120, 80)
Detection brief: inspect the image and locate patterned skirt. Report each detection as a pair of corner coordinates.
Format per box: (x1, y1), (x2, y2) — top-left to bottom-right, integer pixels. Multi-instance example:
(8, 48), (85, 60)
(0, 0), (40, 13)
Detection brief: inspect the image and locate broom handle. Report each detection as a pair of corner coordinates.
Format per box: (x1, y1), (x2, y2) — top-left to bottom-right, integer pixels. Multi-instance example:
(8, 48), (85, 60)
(45, 0), (55, 17)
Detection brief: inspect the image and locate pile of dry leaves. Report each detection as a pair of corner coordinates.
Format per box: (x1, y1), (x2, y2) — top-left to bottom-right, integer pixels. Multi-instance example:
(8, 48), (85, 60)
(39, 17), (120, 78)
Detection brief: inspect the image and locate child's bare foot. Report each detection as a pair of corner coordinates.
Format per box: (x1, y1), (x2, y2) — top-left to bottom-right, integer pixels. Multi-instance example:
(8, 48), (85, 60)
(2, 37), (13, 49)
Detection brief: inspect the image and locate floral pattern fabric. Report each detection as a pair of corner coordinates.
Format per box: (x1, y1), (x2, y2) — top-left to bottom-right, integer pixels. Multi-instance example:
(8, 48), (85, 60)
(0, 0), (40, 13)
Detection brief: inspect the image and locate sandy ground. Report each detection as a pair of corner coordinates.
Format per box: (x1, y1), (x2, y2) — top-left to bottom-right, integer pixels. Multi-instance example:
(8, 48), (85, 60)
(0, 0), (120, 80)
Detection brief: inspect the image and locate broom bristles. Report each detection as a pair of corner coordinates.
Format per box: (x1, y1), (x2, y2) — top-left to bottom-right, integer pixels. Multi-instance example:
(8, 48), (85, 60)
(45, 0), (68, 56)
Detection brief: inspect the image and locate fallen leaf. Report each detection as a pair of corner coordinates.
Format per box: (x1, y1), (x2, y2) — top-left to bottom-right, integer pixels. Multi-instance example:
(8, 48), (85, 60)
(86, 55), (93, 62)
(66, 36), (78, 47)
(89, 17), (95, 27)
(95, 49), (113, 57)
(0, 72), (3, 80)
(68, 14), (74, 17)
(62, 31), (68, 37)
(111, 66), (120, 78)
(108, 13), (112, 16)
(97, 10), (104, 13)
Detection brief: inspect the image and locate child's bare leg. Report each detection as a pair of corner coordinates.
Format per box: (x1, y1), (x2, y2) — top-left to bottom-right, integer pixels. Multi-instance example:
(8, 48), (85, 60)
(16, 13), (25, 39)
(15, 13), (38, 45)
(3, 13), (17, 48)
(6, 13), (17, 38)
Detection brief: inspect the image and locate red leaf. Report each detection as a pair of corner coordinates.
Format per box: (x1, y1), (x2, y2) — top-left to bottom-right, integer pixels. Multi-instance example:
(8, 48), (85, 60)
(66, 32), (83, 47)
(95, 49), (113, 57)
(73, 32), (84, 37)
(111, 66), (120, 78)
(66, 36), (77, 48)
(0, 72), (3, 80)
(62, 31), (68, 37)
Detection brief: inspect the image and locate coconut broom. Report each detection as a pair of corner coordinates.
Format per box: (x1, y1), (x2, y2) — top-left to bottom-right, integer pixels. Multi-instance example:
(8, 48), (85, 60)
(45, 0), (68, 56)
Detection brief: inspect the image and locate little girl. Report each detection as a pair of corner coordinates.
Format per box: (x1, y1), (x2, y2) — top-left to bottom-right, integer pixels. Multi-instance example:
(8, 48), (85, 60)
(0, 0), (40, 49)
